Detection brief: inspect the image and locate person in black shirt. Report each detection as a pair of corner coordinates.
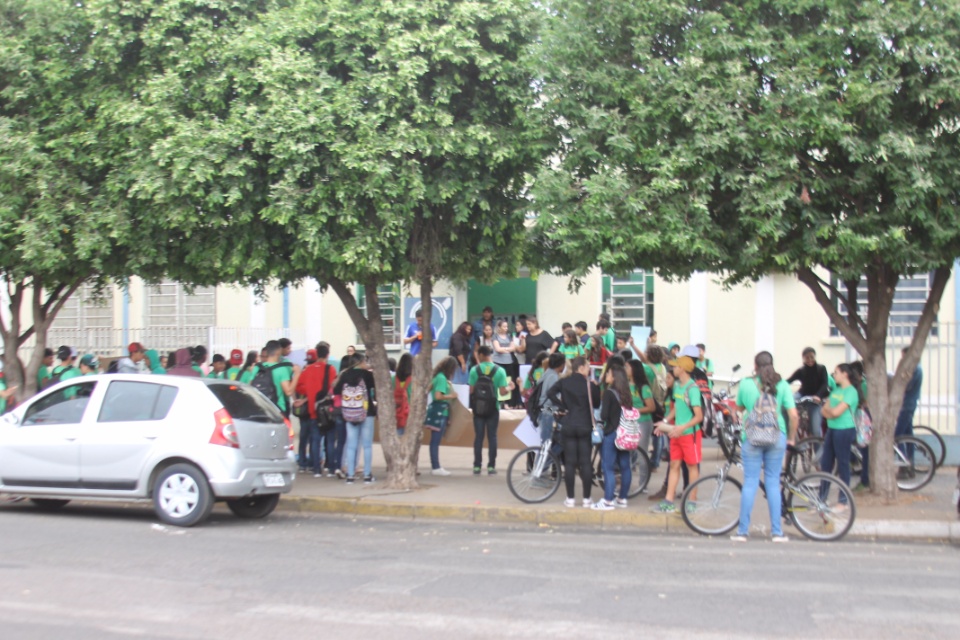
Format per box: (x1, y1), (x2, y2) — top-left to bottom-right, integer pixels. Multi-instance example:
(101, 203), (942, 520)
(547, 356), (601, 508)
(520, 315), (554, 360)
(787, 347), (830, 437)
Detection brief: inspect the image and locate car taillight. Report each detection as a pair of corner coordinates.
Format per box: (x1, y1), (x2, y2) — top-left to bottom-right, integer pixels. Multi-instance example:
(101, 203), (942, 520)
(284, 416), (294, 450)
(211, 408), (240, 448)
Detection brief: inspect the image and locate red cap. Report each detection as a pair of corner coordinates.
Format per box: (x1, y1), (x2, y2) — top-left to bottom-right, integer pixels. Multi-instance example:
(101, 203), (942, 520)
(128, 342), (144, 354)
(230, 349), (243, 365)
(305, 349), (318, 362)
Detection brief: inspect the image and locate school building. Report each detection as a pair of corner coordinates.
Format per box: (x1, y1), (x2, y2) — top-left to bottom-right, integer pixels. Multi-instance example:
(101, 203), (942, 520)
(19, 264), (960, 439)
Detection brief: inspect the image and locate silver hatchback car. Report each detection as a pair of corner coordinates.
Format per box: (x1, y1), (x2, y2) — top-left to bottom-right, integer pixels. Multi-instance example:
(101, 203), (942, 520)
(0, 374), (297, 526)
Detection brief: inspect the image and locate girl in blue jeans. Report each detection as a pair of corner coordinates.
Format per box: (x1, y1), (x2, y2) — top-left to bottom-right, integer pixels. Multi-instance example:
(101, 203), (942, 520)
(820, 363), (861, 503)
(427, 357), (459, 476)
(593, 366), (634, 510)
(732, 352), (798, 542)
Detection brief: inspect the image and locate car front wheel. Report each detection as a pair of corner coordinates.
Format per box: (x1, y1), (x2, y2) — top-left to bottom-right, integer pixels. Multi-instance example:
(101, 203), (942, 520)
(153, 463), (214, 527)
(226, 494), (281, 519)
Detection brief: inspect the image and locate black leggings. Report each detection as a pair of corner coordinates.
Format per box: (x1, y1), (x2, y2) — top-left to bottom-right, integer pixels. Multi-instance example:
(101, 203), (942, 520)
(563, 432), (593, 500)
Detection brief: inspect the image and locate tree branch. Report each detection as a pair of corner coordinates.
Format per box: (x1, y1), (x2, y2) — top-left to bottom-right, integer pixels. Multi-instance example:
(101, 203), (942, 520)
(797, 266), (868, 355)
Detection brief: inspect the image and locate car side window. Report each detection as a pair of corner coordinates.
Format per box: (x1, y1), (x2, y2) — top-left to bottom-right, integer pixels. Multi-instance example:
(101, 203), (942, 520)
(23, 382), (98, 426)
(98, 381), (179, 423)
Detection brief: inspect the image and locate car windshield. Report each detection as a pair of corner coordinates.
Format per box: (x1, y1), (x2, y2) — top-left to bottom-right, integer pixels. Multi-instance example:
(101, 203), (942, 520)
(206, 382), (284, 422)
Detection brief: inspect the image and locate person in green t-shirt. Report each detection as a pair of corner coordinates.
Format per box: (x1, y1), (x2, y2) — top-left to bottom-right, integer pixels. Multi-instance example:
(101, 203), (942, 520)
(79, 354), (100, 376)
(695, 343), (715, 388)
(206, 354), (228, 379)
(427, 357), (459, 476)
(598, 314), (616, 352)
(820, 363), (861, 502)
(627, 360), (657, 454)
(226, 349), (244, 380)
(558, 329), (585, 360)
(731, 352), (798, 542)
(259, 341), (299, 415)
(468, 346), (513, 475)
(145, 349), (166, 375)
(37, 348), (55, 390)
(652, 355), (703, 513)
(51, 345), (82, 385)
(0, 360), (18, 413)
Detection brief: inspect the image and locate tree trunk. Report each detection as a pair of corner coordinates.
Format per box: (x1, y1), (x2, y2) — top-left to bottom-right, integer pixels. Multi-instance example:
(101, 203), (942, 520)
(797, 264), (950, 503)
(329, 278), (421, 490)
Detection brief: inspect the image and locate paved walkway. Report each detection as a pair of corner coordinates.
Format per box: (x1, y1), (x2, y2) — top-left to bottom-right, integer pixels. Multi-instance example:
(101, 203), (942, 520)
(280, 439), (960, 542)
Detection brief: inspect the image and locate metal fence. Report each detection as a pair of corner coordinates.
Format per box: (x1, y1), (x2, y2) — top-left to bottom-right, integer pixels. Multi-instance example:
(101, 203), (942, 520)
(846, 321), (958, 435)
(19, 327), (309, 361)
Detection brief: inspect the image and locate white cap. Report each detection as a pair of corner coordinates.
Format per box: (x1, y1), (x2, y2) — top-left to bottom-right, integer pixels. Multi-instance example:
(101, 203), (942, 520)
(680, 344), (700, 359)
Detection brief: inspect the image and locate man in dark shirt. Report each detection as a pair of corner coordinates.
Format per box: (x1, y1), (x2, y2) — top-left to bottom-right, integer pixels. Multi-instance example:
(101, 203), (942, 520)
(787, 347), (830, 437)
(895, 348), (923, 439)
(521, 315), (554, 359)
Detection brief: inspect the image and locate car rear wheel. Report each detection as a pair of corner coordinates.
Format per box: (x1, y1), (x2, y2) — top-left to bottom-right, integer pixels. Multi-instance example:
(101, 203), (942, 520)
(30, 498), (70, 510)
(153, 463), (214, 527)
(226, 494), (281, 519)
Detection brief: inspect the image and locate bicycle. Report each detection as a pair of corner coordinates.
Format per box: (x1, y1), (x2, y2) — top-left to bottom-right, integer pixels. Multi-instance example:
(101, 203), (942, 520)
(793, 434), (936, 492)
(713, 368), (742, 463)
(911, 425), (946, 469)
(680, 446), (856, 541)
(794, 395), (823, 440)
(506, 414), (651, 504)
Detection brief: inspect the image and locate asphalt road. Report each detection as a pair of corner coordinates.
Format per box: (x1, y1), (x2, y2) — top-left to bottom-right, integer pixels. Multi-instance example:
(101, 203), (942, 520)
(0, 502), (957, 640)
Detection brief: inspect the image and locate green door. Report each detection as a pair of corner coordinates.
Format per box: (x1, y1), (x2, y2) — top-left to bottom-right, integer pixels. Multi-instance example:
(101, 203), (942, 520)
(467, 278), (537, 322)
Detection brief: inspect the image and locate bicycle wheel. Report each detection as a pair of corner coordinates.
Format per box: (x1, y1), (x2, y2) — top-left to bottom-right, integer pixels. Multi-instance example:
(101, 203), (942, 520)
(911, 426), (946, 469)
(718, 416), (740, 463)
(507, 447), (561, 503)
(787, 472), (855, 541)
(894, 435), (936, 492)
(787, 436), (823, 480)
(680, 474), (742, 536)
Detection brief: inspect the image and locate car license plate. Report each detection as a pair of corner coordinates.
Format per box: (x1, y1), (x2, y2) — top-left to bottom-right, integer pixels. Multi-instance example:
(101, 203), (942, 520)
(262, 473), (286, 488)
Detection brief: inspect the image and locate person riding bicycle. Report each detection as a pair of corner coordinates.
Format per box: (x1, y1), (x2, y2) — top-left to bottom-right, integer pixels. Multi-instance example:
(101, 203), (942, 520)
(787, 347), (830, 438)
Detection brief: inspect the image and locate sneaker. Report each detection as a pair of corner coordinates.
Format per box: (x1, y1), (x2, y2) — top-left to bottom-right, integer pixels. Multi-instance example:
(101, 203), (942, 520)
(487, 467), (497, 475)
(650, 500), (676, 514)
(325, 471), (335, 478)
(582, 498), (591, 508)
(615, 498), (628, 508)
(431, 468), (452, 476)
(684, 502), (697, 514)
(591, 500), (615, 511)
(853, 483), (871, 493)
(730, 534), (748, 542)
(334, 469), (345, 480)
(314, 473), (323, 478)
(563, 498), (576, 508)
(772, 535), (789, 543)
(473, 467), (482, 475)
(345, 478), (355, 485)
(364, 475), (375, 484)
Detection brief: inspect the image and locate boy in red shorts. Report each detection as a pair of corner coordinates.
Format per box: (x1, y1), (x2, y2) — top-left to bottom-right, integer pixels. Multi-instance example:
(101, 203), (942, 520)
(651, 354), (703, 513)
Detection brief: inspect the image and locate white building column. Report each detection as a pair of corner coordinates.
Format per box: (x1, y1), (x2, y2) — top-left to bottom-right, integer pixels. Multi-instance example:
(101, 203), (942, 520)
(754, 275), (775, 353)
(689, 272), (708, 345)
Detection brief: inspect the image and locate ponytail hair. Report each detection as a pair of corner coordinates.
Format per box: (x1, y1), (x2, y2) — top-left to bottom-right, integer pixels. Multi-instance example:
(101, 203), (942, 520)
(838, 362), (864, 407)
(609, 367), (633, 410)
(754, 351), (782, 394)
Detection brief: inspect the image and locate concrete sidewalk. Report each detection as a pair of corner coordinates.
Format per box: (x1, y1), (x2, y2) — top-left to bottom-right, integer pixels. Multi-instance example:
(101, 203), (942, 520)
(280, 440), (960, 542)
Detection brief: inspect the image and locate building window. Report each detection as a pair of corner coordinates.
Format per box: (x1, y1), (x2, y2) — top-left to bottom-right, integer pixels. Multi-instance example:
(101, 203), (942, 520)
(145, 281), (215, 328)
(830, 272), (936, 338)
(602, 270), (655, 335)
(356, 283), (401, 346)
(51, 283), (114, 332)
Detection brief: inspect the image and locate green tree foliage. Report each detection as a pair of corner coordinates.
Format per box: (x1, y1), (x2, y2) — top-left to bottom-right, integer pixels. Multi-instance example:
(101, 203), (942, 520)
(533, 0), (960, 500)
(105, 0), (548, 488)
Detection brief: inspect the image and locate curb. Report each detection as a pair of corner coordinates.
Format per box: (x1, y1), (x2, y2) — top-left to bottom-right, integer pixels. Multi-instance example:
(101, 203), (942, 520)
(278, 496), (960, 542)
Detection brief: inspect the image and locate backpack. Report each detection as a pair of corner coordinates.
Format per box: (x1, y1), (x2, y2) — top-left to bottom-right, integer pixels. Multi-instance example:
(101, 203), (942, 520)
(394, 378), (410, 429)
(744, 385), (780, 447)
(472, 364), (499, 418)
(525, 378), (546, 424)
(250, 363), (280, 406)
(106, 360), (120, 374)
(854, 407), (873, 447)
(613, 392), (642, 451)
(44, 365), (74, 389)
(341, 377), (369, 423)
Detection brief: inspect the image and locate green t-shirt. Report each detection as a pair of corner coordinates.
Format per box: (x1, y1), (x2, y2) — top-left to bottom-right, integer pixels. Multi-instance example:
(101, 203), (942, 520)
(226, 366), (242, 381)
(826, 385), (859, 430)
(524, 368), (543, 390)
(603, 328), (616, 352)
(431, 373), (451, 416)
(37, 366), (52, 389)
(192, 364), (204, 375)
(468, 362), (509, 411)
(672, 379), (702, 436)
(207, 370), (227, 379)
(736, 377), (795, 438)
(559, 343), (584, 359)
(239, 367), (256, 385)
(268, 363), (293, 412)
(52, 365), (82, 384)
(0, 378), (7, 414)
(629, 383), (654, 424)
